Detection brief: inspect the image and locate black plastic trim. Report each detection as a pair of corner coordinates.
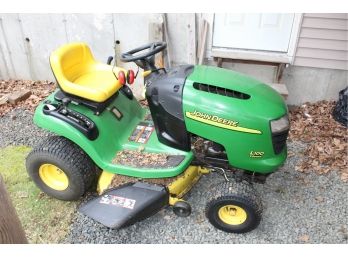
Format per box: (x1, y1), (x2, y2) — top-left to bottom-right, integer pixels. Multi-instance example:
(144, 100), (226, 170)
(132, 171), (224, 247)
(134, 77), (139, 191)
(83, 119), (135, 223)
(54, 90), (118, 115)
(43, 103), (99, 140)
(145, 65), (194, 151)
(79, 182), (169, 229)
(271, 130), (289, 154)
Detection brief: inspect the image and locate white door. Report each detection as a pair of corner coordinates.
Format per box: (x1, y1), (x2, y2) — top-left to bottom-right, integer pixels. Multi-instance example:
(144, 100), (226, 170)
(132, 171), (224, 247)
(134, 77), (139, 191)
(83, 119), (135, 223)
(213, 13), (295, 52)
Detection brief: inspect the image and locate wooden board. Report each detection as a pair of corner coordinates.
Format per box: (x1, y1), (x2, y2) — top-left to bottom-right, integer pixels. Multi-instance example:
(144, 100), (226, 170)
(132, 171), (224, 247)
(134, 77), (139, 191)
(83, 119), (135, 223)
(198, 20), (208, 65)
(0, 174), (27, 243)
(149, 21), (164, 68)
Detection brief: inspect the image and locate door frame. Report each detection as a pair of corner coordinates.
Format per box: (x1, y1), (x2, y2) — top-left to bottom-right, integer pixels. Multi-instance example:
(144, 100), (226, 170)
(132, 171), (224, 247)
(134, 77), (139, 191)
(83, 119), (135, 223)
(210, 13), (303, 64)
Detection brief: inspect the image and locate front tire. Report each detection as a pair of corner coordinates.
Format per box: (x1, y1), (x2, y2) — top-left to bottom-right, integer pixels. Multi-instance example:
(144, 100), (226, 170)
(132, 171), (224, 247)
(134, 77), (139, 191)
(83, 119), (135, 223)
(26, 136), (97, 201)
(205, 180), (262, 233)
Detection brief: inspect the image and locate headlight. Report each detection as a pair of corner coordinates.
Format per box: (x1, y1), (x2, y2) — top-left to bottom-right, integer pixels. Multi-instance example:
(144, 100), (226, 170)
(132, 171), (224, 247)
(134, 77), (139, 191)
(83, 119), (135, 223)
(271, 114), (290, 133)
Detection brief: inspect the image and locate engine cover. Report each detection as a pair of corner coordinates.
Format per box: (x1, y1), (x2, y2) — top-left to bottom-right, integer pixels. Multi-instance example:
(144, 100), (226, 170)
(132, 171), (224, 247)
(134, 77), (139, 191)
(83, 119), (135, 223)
(182, 65), (289, 174)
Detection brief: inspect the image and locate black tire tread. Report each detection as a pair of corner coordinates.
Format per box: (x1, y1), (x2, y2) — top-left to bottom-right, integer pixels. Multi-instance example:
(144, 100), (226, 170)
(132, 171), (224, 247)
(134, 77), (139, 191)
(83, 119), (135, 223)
(205, 180), (262, 233)
(26, 136), (96, 200)
(208, 181), (262, 213)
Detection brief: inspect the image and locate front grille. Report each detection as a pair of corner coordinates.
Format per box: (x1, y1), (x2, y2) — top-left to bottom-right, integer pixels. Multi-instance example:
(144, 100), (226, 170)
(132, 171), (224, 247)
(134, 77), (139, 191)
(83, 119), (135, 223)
(193, 82), (250, 100)
(272, 130), (289, 154)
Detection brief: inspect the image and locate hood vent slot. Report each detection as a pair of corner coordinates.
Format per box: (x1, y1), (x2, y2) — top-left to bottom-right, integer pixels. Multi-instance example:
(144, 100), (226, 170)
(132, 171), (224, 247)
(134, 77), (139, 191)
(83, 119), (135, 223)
(193, 82), (250, 100)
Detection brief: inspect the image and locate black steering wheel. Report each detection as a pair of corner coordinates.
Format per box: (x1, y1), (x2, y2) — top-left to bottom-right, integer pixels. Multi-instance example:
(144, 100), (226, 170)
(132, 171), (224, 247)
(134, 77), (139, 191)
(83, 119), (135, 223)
(120, 42), (167, 70)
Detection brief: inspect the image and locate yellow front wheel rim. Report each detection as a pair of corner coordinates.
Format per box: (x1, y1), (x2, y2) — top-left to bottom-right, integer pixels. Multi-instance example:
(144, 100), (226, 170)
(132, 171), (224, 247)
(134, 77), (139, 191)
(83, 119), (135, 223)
(39, 164), (69, 191)
(218, 205), (247, 225)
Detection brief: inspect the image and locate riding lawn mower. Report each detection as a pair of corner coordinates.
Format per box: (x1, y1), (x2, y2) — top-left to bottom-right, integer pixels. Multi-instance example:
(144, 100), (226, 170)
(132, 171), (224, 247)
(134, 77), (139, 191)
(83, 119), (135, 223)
(26, 41), (289, 233)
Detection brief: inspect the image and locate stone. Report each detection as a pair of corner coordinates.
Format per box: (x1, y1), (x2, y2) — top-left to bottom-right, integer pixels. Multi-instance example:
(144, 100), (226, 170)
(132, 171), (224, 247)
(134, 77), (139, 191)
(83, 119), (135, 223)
(7, 90), (31, 105)
(0, 94), (9, 106)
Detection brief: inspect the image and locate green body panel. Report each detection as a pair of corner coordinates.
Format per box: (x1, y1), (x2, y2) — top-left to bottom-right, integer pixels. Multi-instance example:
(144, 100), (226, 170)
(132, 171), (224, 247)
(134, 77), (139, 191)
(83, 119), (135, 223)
(183, 65), (288, 174)
(34, 91), (193, 178)
(35, 64), (287, 177)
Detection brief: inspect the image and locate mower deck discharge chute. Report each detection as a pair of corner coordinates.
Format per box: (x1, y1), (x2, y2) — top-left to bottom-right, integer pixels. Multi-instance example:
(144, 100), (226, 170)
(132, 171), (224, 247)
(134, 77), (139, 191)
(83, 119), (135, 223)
(26, 41), (289, 233)
(80, 182), (168, 229)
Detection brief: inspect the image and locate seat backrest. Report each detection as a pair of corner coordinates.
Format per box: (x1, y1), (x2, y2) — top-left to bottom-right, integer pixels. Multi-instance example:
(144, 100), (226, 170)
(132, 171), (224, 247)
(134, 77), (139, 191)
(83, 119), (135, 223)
(50, 42), (95, 84)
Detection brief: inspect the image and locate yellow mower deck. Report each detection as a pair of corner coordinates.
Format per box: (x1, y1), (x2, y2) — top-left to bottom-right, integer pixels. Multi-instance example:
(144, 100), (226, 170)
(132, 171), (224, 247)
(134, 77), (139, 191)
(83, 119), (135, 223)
(97, 165), (210, 206)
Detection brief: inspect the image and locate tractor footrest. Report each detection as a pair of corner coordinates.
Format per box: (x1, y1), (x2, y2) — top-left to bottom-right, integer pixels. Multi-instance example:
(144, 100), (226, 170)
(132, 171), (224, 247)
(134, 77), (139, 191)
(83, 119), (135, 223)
(79, 182), (168, 229)
(112, 150), (185, 169)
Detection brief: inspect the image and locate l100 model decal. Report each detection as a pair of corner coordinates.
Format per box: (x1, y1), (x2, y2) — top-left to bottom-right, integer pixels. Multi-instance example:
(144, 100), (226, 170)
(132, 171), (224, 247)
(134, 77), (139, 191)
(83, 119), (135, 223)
(185, 110), (262, 135)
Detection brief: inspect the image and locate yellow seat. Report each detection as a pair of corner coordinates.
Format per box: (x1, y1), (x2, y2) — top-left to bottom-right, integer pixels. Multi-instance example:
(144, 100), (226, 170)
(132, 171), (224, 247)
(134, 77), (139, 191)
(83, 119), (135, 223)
(50, 42), (124, 102)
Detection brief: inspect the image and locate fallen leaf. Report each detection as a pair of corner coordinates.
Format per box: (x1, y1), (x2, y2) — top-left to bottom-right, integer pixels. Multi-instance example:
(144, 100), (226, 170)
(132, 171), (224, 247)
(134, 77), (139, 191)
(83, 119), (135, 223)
(163, 215), (171, 220)
(315, 196), (324, 202)
(340, 173), (348, 183)
(299, 234), (310, 243)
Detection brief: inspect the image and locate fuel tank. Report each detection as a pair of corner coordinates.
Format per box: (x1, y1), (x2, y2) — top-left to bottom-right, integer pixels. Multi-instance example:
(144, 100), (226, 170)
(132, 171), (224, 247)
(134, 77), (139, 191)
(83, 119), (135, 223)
(183, 65), (289, 173)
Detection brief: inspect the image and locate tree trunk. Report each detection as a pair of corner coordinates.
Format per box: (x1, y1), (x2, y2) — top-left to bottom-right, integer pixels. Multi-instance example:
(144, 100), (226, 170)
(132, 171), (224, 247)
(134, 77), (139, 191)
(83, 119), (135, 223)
(0, 174), (27, 243)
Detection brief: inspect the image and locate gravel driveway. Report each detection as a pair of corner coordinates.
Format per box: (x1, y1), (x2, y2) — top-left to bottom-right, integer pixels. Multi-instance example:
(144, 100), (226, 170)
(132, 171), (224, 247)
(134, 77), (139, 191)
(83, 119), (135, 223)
(1, 108), (347, 244)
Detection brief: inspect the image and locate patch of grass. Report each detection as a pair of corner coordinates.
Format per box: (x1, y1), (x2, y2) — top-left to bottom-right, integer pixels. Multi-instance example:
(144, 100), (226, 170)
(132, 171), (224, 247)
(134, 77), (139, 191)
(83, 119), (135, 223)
(0, 146), (76, 243)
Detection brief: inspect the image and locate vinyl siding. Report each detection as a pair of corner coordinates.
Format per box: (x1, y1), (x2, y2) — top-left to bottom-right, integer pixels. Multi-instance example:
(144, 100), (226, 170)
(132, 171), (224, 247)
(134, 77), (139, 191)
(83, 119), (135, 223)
(294, 13), (348, 70)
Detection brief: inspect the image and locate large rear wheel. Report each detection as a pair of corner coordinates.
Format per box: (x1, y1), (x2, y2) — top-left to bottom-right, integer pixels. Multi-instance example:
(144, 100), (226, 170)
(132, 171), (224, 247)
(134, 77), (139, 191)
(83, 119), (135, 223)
(26, 136), (97, 201)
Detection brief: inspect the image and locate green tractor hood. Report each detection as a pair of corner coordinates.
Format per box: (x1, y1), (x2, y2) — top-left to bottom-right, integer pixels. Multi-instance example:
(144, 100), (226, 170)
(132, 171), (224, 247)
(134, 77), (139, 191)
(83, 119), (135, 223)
(186, 65), (287, 119)
(183, 65), (288, 173)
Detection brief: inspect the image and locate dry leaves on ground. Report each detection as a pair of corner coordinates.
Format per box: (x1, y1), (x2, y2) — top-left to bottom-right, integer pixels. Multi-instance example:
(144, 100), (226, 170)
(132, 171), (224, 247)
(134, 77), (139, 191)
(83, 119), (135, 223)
(112, 149), (170, 168)
(289, 101), (348, 182)
(0, 80), (56, 116)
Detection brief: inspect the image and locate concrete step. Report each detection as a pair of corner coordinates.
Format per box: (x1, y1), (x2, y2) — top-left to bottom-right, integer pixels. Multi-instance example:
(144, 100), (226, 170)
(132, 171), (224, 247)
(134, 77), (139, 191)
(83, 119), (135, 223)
(269, 83), (288, 99)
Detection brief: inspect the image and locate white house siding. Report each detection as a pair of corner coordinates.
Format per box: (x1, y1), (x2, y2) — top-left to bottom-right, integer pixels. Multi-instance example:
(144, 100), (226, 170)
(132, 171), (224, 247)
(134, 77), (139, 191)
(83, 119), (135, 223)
(294, 13), (348, 70)
(0, 13), (196, 98)
(197, 13), (347, 105)
(0, 13), (347, 105)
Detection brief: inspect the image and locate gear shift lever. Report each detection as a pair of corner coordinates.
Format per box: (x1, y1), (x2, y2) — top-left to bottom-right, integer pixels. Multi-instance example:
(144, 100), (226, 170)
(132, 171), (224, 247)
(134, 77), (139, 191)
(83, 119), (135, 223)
(62, 98), (71, 107)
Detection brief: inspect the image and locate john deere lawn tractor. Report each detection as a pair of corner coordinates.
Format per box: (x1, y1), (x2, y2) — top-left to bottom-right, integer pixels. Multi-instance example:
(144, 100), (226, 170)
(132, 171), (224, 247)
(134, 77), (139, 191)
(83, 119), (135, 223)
(26, 41), (289, 233)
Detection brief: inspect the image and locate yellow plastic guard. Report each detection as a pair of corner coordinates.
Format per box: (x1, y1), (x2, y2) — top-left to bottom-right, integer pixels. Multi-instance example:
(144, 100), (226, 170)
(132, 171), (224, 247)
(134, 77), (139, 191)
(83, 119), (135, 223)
(142, 70), (152, 78)
(97, 171), (115, 195)
(50, 42), (125, 102)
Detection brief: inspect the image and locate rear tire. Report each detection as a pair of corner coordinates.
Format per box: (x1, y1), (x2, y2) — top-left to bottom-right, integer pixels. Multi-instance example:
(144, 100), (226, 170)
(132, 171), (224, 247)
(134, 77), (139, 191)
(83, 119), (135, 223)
(26, 136), (97, 201)
(205, 180), (262, 233)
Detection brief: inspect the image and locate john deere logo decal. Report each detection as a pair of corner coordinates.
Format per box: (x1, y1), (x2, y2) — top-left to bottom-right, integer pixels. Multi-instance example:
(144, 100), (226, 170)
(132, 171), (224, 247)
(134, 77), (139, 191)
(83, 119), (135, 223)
(185, 110), (262, 134)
